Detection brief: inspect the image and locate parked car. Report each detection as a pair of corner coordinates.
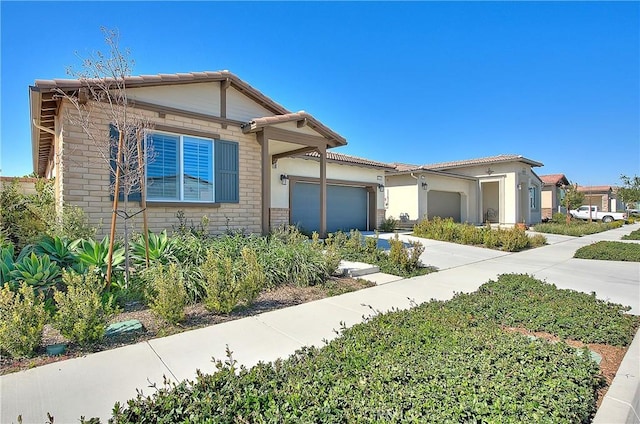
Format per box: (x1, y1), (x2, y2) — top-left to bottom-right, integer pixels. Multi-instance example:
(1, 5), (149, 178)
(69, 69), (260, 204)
(569, 206), (627, 223)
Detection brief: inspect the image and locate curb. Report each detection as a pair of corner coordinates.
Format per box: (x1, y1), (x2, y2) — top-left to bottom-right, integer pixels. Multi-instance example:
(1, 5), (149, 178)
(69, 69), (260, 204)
(593, 327), (640, 423)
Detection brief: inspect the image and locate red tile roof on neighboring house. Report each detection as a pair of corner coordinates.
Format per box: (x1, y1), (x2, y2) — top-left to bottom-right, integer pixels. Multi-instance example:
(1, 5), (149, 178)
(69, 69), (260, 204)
(539, 174), (570, 186)
(390, 154), (543, 172)
(303, 151), (396, 169)
(577, 185), (616, 193)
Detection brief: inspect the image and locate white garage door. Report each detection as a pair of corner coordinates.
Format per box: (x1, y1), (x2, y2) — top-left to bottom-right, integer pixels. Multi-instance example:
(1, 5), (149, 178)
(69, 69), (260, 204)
(290, 182), (368, 233)
(428, 190), (461, 222)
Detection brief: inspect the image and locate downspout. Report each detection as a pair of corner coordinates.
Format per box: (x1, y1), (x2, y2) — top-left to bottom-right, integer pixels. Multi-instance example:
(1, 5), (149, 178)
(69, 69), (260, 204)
(32, 119), (56, 136)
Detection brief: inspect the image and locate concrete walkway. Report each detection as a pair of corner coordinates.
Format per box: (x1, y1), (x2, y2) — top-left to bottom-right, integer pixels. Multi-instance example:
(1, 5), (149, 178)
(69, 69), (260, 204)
(2, 224), (639, 423)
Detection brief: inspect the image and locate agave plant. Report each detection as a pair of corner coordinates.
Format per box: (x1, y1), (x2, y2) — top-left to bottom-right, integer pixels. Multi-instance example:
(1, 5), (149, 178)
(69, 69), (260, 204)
(11, 252), (62, 295)
(130, 230), (176, 266)
(33, 235), (80, 270)
(75, 237), (125, 279)
(0, 243), (16, 287)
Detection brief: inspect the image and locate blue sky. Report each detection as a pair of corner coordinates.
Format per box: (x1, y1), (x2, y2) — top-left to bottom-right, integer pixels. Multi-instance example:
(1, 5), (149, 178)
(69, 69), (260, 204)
(1, 1), (638, 186)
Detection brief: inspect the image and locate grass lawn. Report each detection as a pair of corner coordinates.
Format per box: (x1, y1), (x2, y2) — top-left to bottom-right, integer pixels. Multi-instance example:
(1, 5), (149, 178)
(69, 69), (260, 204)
(532, 221), (624, 237)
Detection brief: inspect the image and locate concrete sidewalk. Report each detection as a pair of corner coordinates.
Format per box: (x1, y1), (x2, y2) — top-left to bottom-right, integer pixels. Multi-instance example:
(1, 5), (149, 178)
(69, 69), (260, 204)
(2, 224), (639, 423)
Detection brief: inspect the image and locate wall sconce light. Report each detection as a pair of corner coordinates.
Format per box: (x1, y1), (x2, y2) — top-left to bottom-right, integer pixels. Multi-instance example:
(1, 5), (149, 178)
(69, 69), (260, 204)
(421, 182), (428, 191)
(518, 183), (522, 190)
(280, 174), (289, 185)
(486, 168), (494, 175)
(378, 183), (385, 193)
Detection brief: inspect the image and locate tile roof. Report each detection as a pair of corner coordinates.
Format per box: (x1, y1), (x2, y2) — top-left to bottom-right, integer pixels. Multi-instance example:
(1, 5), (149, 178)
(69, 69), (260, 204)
(303, 151), (396, 169)
(33, 70), (290, 115)
(539, 174), (569, 185)
(577, 185), (616, 193)
(243, 111), (346, 145)
(421, 154), (543, 170)
(391, 154), (543, 172)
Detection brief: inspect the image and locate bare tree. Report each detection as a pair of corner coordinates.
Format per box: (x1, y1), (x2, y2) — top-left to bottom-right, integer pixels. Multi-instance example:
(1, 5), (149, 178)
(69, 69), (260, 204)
(56, 27), (153, 286)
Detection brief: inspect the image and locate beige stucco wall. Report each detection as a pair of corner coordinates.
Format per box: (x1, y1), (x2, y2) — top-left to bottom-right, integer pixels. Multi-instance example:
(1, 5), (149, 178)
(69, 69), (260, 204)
(57, 100), (262, 236)
(385, 174), (419, 221)
(386, 173), (477, 223)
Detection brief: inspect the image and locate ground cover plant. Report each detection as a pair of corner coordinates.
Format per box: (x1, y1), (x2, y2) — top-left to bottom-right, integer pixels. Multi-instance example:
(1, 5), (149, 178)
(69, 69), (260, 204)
(446, 274), (639, 346)
(92, 273), (638, 423)
(532, 213), (624, 237)
(413, 217), (546, 251)
(621, 228), (640, 240)
(574, 241), (640, 262)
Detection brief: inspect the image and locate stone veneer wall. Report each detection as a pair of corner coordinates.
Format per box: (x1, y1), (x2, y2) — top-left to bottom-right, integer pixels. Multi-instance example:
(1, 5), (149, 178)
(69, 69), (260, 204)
(376, 209), (386, 229)
(269, 208), (290, 230)
(59, 101), (262, 237)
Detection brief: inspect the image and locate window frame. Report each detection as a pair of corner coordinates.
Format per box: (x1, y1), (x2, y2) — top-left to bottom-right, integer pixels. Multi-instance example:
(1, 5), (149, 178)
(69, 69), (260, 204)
(145, 129), (216, 203)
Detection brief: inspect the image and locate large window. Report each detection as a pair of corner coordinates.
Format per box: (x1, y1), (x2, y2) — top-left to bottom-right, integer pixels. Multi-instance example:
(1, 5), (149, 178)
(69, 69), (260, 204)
(144, 131), (238, 203)
(146, 132), (214, 201)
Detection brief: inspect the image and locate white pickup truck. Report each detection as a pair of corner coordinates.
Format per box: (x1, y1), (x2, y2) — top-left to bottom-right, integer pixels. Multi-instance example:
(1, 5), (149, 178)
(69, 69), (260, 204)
(569, 205), (627, 223)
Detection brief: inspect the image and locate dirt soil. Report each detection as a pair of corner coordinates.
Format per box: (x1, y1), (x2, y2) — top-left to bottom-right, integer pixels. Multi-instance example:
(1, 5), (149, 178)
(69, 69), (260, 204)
(0, 277), (373, 375)
(0, 280), (631, 410)
(504, 327), (629, 408)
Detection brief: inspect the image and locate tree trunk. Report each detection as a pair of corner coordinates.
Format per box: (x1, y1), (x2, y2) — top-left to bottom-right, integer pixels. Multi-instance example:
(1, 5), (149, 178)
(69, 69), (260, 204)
(106, 131), (124, 288)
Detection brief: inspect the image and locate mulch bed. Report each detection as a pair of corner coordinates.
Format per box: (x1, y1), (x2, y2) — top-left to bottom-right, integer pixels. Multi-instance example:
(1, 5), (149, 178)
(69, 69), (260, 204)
(0, 277), (373, 375)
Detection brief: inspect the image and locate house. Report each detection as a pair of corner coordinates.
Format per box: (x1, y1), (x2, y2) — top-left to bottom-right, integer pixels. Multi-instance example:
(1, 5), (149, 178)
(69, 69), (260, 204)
(577, 185), (625, 213)
(539, 174), (570, 220)
(29, 71), (387, 237)
(385, 154), (544, 226)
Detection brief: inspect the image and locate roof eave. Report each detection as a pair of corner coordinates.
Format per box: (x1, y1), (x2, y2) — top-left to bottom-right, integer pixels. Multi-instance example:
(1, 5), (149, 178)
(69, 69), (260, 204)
(29, 86), (42, 175)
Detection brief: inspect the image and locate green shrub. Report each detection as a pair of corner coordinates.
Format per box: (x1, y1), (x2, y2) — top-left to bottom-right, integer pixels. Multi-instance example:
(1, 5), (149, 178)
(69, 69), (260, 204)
(201, 250), (242, 314)
(447, 273), (639, 346)
(145, 263), (187, 324)
(378, 216), (398, 232)
(622, 229), (640, 240)
(239, 247), (265, 305)
(552, 212), (568, 223)
(533, 221), (623, 237)
(499, 227), (530, 251)
(388, 234), (424, 275)
(413, 218), (545, 252)
(0, 282), (48, 358)
(53, 269), (114, 345)
(574, 241), (640, 262)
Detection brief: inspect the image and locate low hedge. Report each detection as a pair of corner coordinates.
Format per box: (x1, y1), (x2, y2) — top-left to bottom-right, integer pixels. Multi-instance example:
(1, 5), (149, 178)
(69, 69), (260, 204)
(532, 221), (624, 237)
(574, 241), (640, 262)
(413, 217), (546, 252)
(92, 273), (639, 423)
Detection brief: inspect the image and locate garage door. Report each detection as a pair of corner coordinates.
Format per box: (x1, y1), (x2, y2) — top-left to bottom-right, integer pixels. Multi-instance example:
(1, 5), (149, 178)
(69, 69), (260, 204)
(428, 190), (461, 222)
(290, 182), (368, 233)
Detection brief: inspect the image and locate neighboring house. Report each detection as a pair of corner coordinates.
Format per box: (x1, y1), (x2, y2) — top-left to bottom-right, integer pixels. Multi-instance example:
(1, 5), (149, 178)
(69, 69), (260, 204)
(385, 154), (544, 225)
(0, 177), (41, 196)
(539, 174), (570, 220)
(577, 185), (625, 213)
(29, 71), (386, 237)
